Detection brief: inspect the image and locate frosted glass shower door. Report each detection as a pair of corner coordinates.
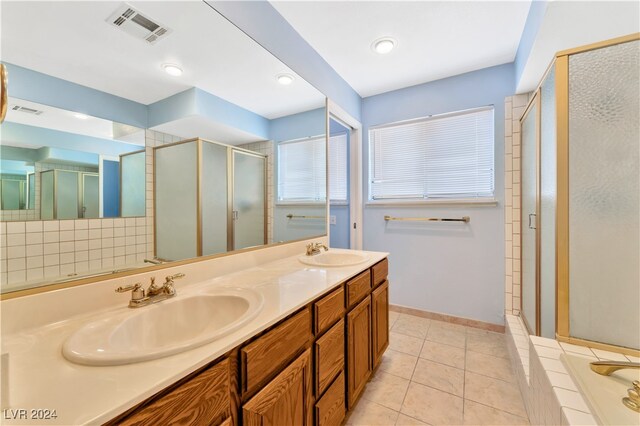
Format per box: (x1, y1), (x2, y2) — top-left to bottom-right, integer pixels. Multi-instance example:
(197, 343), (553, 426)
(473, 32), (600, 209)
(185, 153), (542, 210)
(82, 173), (99, 218)
(120, 150), (146, 217)
(155, 141), (198, 262)
(56, 170), (80, 219)
(521, 97), (539, 335)
(233, 150), (266, 250)
(201, 142), (228, 256)
(568, 40), (640, 349)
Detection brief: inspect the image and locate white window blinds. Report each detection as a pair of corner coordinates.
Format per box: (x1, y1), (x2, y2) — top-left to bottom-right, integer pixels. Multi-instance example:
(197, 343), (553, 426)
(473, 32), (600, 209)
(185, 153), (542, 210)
(278, 136), (326, 202)
(369, 106), (494, 200)
(329, 133), (348, 202)
(277, 134), (349, 203)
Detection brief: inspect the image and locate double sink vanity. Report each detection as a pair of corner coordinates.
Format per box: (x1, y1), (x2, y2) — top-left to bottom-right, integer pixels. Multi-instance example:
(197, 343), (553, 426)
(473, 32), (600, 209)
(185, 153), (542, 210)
(1, 244), (389, 425)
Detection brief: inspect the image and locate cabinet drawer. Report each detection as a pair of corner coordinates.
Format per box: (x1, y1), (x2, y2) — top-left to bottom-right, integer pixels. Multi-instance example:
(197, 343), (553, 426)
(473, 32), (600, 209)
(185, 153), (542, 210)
(118, 358), (230, 426)
(315, 319), (345, 396)
(372, 280), (390, 368)
(372, 258), (388, 287)
(314, 286), (345, 335)
(346, 270), (371, 309)
(315, 372), (346, 426)
(242, 308), (312, 395)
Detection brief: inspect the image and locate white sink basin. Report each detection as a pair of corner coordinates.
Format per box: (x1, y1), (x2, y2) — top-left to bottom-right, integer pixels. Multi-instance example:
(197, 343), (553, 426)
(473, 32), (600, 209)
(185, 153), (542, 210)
(62, 288), (263, 366)
(299, 251), (369, 267)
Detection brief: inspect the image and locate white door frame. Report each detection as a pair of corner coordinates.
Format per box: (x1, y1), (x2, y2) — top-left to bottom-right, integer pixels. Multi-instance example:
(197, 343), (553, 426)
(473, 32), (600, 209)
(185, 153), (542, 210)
(327, 99), (363, 250)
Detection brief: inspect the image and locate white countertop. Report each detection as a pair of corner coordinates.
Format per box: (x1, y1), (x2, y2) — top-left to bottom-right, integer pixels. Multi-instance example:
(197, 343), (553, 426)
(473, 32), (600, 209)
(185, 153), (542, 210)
(0, 248), (388, 425)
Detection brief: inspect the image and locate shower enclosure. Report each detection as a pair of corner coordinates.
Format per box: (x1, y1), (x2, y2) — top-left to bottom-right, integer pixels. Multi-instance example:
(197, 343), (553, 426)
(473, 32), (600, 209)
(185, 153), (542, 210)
(519, 34), (639, 353)
(154, 138), (267, 262)
(40, 170), (99, 219)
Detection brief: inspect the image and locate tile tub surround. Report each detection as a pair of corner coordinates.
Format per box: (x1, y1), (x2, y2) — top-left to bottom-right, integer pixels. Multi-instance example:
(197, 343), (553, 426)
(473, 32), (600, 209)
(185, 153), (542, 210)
(504, 93), (531, 316)
(1, 240), (392, 425)
(506, 314), (638, 425)
(345, 312), (530, 425)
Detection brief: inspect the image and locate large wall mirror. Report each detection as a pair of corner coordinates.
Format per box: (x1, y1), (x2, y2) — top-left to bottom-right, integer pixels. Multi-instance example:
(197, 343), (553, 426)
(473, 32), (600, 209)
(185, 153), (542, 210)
(0, 1), (327, 295)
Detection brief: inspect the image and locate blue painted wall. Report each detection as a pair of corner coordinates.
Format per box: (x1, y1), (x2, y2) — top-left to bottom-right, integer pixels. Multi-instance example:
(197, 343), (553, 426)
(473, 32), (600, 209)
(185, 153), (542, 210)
(3, 63), (147, 128)
(102, 160), (120, 218)
(362, 63), (515, 326)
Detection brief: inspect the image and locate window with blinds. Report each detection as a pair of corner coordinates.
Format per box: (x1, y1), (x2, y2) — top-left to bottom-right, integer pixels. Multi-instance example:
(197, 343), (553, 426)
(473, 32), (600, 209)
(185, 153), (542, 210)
(277, 134), (348, 203)
(369, 106), (494, 201)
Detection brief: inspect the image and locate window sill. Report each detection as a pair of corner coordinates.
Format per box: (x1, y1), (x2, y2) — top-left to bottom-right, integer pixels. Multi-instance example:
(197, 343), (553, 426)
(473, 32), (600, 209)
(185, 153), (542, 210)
(276, 202), (326, 207)
(365, 198), (498, 207)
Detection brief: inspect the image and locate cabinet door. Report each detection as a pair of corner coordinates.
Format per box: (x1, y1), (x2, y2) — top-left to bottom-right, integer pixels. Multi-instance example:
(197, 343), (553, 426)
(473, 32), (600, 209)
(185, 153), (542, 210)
(243, 349), (313, 426)
(346, 296), (372, 408)
(372, 280), (389, 368)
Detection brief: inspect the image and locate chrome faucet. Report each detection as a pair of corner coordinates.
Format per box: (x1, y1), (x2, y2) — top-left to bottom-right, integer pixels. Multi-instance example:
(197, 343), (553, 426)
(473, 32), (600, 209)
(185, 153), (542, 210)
(306, 242), (328, 256)
(116, 273), (185, 308)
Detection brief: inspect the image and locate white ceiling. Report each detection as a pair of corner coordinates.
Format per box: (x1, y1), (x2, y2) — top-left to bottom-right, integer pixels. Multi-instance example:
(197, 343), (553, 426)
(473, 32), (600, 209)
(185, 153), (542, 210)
(271, 1), (532, 97)
(0, 1), (325, 119)
(5, 98), (145, 146)
(516, 1), (640, 93)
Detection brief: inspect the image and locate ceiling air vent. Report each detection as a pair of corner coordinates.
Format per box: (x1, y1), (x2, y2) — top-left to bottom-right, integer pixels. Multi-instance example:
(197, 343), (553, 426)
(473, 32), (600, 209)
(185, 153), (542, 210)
(106, 3), (172, 45)
(10, 105), (43, 115)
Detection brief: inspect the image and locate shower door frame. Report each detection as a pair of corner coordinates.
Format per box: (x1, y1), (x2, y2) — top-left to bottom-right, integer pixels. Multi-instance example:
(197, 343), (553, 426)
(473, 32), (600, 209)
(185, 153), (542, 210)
(555, 33), (640, 356)
(519, 90), (542, 336)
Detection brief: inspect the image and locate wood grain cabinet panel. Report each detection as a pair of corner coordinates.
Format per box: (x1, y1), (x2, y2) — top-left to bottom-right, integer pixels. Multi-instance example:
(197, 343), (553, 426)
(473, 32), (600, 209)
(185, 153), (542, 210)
(314, 372), (346, 426)
(372, 280), (390, 368)
(346, 270), (371, 309)
(242, 349), (313, 426)
(117, 358), (230, 426)
(346, 296), (372, 408)
(372, 259), (388, 288)
(314, 286), (345, 335)
(314, 319), (345, 396)
(241, 308), (312, 395)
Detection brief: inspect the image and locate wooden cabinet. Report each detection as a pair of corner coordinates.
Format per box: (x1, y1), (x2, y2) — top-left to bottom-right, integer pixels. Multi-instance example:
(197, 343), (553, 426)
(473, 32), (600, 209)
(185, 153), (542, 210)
(314, 286), (345, 335)
(241, 308), (312, 395)
(346, 296), (372, 408)
(346, 270), (371, 309)
(314, 319), (345, 396)
(372, 258), (388, 288)
(314, 372), (346, 426)
(243, 349), (313, 426)
(115, 358), (230, 426)
(372, 280), (390, 368)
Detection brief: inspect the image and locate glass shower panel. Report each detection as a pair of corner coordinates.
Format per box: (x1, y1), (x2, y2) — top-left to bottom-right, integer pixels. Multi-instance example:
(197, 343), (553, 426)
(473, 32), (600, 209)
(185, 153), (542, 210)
(568, 40), (640, 349)
(56, 170), (79, 219)
(1, 180), (21, 210)
(155, 142), (198, 262)
(201, 141), (228, 256)
(27, 173), (35, 209)
(120, 151), (146, 217)
(82, 173), (99, 218)
(521, 101), (538, 334)
(40, 170), (54, 220)
(233, 151), (266, 250)
(539, 66), (556, 339)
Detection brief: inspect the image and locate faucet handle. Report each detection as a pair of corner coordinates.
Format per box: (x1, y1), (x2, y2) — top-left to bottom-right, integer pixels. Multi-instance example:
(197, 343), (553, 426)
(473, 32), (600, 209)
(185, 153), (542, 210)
(115, 283), (145, 301)
(166, 273), (185, 281)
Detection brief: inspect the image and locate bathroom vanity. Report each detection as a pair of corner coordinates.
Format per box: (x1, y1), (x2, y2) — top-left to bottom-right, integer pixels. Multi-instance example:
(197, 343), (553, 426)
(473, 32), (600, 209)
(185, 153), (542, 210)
(0, 246), (388, 426)
(109, 257), (389, 426)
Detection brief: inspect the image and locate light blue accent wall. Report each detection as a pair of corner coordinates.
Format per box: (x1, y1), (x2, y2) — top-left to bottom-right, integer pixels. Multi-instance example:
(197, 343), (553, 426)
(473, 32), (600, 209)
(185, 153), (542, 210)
(103, 160), (120, 218)
(3, 63), (147, 128)
(514, 1), (549, 91)
(269, 107), (326, 142)
(362, 63), (515, 326)
(2, 122), (142, 158)
(147, 88), (198, 128)
(205, 1), (361, 121)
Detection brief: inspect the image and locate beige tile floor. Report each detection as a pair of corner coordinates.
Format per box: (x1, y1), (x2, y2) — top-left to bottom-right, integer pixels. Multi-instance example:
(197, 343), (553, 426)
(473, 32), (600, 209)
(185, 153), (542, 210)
(345, 312), (530, 426)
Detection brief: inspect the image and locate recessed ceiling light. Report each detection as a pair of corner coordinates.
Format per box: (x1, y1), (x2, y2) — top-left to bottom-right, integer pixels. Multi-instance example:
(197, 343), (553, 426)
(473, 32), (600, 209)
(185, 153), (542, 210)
(162, 63), (183, 77)
(372, 37), (396, 55)
(276, 73), (294, 85)
(74, 113), (89, 120)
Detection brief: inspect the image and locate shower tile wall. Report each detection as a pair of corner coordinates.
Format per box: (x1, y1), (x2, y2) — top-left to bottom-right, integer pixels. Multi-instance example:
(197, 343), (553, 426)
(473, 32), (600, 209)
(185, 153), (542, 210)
(504, 94), (530, 315)
(0, 130), (182, 291)
(237, 141), (274, 245)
